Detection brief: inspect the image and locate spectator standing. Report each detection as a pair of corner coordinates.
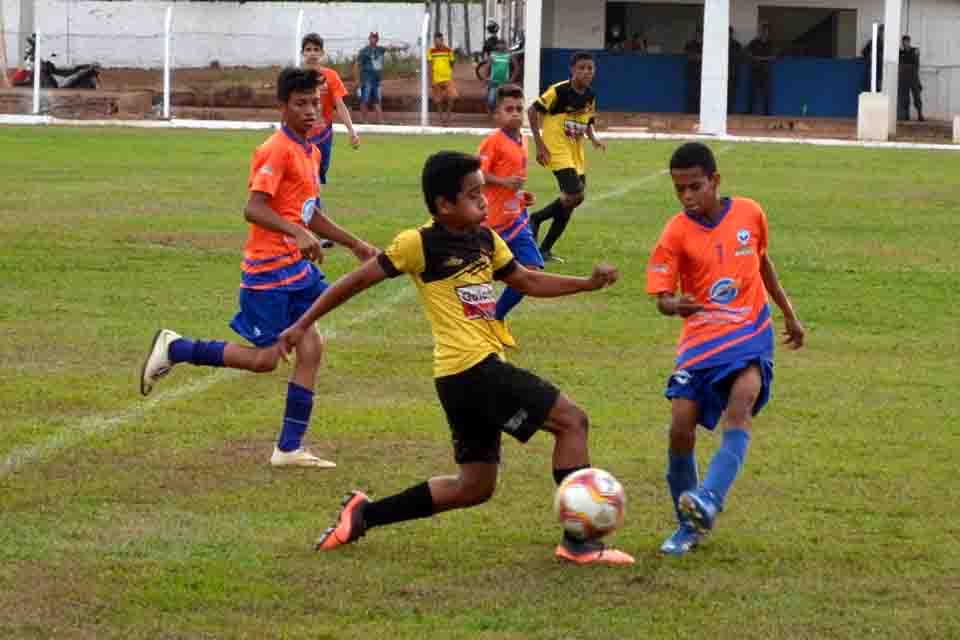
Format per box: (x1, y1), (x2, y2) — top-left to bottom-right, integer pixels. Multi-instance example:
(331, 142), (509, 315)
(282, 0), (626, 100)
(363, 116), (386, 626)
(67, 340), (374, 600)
(354, 32), (386, 125)
(747, 23), (774, 115)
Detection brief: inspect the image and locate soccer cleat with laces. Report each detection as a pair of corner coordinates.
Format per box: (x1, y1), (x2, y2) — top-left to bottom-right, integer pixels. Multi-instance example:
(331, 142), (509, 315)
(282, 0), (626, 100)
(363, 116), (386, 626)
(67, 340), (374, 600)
(678, 488), (721, 534)
(140, 329), (182, 396)
(660, 522), (702, 556)
(555, 536), (635, 566)
(269, 447), (336, 469)
(315, 491), (369, 551)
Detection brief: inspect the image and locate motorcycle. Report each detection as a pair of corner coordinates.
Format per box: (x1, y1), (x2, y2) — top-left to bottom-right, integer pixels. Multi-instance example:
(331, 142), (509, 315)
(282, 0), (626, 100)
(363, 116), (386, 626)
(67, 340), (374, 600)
(474, 26), (525, 83)
(11, 35), (100, 89)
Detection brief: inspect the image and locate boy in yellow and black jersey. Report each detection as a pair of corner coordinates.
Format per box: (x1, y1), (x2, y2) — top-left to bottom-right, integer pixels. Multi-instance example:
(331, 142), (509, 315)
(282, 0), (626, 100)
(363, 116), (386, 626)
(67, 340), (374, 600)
(527, 51), (606, 263)
(279, 151), (634, 566)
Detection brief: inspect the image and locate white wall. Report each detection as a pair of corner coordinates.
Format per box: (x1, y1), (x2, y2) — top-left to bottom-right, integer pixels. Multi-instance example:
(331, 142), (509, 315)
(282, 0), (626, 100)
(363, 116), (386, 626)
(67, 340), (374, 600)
(0, 1), (485, 68)
(538, 0), (959, 119)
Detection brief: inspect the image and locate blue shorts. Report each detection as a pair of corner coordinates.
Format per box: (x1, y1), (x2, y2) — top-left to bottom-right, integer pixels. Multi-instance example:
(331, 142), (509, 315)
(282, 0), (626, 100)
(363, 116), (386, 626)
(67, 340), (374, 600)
(229, 264), (328, 348)
(308, 126), (334, 185)
(664, 358), (774, 430)
(360, 78), (382, 106)
(505, 220), (544, 270)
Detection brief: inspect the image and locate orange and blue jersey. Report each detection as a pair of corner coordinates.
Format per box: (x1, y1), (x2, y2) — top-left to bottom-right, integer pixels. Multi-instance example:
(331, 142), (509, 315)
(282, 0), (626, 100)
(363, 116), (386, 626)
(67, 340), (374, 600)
(478, 128), (529, 242)
(306, 67), (348, 145)
(243, 125), (322, 292)
(647, 197), (773, 371)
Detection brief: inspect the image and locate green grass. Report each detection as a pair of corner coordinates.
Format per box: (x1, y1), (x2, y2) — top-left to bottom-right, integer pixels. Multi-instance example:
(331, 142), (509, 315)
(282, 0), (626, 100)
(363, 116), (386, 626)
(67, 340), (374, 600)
(1, 126), (958, 639)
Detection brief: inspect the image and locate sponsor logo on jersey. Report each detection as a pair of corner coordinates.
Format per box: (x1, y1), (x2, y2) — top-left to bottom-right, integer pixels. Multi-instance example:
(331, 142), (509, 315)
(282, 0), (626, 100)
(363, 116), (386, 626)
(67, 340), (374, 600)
(709, 277), (739, 304)
(672, 369), (692, 385)
(455, 283), (496, 320)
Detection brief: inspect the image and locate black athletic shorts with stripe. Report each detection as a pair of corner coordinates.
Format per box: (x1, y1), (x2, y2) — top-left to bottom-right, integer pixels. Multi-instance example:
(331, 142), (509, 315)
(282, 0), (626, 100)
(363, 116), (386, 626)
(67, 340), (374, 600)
(435, 354), (560, 464)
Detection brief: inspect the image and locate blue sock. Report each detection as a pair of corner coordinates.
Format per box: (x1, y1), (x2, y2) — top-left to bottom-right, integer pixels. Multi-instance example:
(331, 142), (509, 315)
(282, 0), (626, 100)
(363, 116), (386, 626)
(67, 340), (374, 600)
(277, 382), (314, 452)
(666, 450), (698, 524)
(702, 428), (751, 507)
(495, 287), (525, 320)
(169, 338), (226, 367)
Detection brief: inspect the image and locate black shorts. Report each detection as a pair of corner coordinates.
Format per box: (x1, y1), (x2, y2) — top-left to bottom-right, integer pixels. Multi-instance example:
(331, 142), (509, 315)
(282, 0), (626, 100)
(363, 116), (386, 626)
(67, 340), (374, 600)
(553, 169), (586, 196)
(434, 354), (560, 464)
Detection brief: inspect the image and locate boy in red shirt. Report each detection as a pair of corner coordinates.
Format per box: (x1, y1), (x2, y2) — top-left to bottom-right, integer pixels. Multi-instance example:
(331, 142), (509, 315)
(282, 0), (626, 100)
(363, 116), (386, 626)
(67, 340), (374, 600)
(477, 84), (540, 321)
(647, 142), (805, 555)
(140, 68), (377, 468)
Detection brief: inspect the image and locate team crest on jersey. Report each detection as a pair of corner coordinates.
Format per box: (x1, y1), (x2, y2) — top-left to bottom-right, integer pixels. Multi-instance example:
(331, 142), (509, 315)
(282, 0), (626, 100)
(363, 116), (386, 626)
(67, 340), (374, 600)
(737, 229), (751, 245)
(456, 283), (496, 320)
(709, 278), (739, 304)
(301, 197), (320, 225)
(672, 370), (692, 385)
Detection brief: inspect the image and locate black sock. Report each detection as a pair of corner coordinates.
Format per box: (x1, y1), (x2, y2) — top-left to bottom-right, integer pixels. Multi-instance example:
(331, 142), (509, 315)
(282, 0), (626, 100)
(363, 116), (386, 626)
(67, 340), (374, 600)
(539, 208), (572, 254)
(363, 481), (434, 530)
(530, 198), (563, 224)
(553, 465), (589, 486)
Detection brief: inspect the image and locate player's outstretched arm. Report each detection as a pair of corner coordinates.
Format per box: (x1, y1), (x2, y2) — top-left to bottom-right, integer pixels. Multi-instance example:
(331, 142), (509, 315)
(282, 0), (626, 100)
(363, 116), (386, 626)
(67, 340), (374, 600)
(278, 259), (390, 359)
(246, 191), (323, 261)
(334, 98), (360, 148)
(759, 253), (805, 349)
(308, 206), (378, 262)
(526, 105), (550, 167)
(501, 263), (618, 298)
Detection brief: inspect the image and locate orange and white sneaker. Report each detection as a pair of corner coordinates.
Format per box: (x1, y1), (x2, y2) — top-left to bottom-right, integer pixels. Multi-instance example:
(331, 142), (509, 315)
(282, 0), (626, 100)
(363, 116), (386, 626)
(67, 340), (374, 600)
(315, 491), (369, 551)
(555, 536), (635, 566)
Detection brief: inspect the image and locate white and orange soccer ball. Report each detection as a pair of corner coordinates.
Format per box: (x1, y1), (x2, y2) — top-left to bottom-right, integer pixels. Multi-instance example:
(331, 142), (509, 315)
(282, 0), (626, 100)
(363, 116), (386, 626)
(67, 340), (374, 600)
(553, 468), (626, 540)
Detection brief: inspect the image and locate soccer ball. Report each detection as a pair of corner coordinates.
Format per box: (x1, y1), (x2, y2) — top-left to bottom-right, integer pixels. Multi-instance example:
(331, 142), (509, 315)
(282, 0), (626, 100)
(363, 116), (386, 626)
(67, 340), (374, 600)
(553, 468), (626, 540)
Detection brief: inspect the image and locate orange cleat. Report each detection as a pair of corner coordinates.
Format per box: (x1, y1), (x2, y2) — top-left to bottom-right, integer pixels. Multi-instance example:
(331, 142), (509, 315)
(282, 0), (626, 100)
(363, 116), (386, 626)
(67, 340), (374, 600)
(315, 491), (369, 551)
(555, 537), (635, 565)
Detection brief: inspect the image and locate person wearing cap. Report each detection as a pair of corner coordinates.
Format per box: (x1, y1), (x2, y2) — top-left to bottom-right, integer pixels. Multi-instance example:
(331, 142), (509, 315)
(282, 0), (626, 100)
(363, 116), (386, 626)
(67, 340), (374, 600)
(355, 32), (386, 125)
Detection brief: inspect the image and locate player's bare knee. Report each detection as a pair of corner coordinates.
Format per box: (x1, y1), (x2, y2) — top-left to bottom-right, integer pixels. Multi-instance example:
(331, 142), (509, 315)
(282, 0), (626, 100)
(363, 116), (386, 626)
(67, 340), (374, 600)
(296, 329), (325, 367)
(251, 348), (280, 373)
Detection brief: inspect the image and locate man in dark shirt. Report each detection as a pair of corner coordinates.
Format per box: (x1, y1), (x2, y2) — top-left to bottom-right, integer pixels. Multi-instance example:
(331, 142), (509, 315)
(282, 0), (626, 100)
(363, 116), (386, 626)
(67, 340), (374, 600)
(898, 35), (924, 121)
(728, 27), (743, 113)
(747, 23), (774, 115)
(684, 27), (703, 114)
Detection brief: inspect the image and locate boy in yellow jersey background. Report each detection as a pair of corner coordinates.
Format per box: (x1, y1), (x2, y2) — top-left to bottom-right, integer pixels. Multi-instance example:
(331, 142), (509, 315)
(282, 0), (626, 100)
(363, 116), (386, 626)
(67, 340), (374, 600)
(427, 32), (458, 126)
(527, 51), (606, 263)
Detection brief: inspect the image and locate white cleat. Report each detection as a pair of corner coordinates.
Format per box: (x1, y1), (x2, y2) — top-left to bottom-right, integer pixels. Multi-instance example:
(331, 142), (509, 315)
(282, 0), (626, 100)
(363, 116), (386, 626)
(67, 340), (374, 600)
(270, 447), (336, 469)
(140, 329), (182, 396)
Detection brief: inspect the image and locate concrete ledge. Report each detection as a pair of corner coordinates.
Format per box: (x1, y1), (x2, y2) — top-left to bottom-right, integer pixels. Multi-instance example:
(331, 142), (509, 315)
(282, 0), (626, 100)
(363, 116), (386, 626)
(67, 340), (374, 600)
(0, 88), (152, 119)
(857, 92), (890, 141)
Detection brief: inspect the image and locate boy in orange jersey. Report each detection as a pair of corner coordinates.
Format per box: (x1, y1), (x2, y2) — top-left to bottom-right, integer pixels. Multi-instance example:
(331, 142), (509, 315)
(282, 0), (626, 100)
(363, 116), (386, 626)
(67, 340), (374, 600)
(300, 33), (360, 184)
(647, 142), (805, 555)
(140, 68), (377, 468)
(477, 84), (541, 321)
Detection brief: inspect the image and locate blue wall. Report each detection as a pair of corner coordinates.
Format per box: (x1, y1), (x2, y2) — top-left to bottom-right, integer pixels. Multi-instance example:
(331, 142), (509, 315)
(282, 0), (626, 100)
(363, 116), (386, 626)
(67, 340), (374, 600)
(541, 49), (866, 118)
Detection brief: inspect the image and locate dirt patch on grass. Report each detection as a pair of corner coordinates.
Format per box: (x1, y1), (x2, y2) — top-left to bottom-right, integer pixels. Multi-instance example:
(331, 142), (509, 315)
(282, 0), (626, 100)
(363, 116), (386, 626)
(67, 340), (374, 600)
(0, 562), (107, 639)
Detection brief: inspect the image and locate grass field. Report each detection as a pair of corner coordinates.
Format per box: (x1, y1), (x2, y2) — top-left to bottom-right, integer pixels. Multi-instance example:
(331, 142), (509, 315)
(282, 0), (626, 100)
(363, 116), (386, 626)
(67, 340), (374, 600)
(1, 126), (958, 639)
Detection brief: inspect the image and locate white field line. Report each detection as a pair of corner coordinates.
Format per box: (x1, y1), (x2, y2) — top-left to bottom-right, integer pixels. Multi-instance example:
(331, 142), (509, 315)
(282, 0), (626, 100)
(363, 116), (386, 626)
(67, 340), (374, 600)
(2, 114), (957, 151)
(0, 286), (412, 477)
(589, 144), (733, 204)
